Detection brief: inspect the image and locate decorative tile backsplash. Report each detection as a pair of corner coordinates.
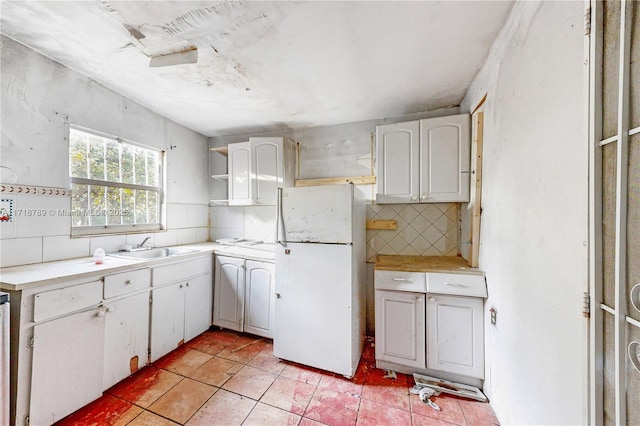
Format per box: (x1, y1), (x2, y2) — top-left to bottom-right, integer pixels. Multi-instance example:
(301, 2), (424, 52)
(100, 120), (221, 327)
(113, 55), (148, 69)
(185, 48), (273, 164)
(366, 203), (459, 261)
(211, 203), (459, 259)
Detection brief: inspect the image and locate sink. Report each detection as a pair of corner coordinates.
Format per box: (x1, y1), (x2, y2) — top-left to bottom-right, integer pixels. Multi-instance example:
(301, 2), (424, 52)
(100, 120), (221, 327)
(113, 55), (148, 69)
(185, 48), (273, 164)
(108, 247), (198, 259)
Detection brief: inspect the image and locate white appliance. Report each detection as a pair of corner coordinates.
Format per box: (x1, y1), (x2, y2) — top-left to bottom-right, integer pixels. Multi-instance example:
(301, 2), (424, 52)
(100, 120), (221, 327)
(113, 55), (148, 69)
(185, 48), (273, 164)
(274, 184), (366, 377)
(0, 292), (9, 426)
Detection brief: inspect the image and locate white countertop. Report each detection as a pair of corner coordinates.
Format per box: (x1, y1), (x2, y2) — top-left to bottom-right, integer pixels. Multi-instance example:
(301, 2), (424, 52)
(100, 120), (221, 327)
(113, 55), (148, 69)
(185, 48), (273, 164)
(0, 242), (275, 291)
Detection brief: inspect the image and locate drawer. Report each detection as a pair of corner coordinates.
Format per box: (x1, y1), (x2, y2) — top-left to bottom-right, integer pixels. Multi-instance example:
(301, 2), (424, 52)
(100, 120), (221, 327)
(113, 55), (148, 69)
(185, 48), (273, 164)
(375, 270), (426, 292)
(426, 272), (487, 297)
(104, 268), (150, 299)
(34, 281), (102, 322)
(152, 255), (212, 286)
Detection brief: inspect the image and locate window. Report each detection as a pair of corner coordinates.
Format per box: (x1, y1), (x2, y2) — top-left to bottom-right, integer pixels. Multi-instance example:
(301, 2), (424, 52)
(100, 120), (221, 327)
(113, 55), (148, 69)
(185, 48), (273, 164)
(69, 126), (164, 236)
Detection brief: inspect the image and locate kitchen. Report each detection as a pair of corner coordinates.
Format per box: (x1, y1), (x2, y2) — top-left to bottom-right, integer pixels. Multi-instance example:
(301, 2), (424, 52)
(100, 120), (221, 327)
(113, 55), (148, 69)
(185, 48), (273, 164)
(0, 1), (638, 426)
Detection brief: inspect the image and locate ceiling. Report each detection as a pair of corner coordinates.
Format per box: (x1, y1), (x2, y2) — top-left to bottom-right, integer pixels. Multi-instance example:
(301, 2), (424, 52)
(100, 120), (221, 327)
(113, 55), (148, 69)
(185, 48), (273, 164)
(0, 1), (514, 137)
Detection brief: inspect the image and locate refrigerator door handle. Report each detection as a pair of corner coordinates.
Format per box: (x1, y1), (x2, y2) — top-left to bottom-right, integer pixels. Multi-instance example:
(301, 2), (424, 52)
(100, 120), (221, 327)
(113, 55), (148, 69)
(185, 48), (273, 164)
(277, 187), (286, 246)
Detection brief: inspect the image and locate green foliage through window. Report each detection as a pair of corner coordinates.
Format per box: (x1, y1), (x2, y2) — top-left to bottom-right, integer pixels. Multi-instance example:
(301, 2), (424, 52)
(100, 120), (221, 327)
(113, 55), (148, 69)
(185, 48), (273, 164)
(69, 127), (163, 232)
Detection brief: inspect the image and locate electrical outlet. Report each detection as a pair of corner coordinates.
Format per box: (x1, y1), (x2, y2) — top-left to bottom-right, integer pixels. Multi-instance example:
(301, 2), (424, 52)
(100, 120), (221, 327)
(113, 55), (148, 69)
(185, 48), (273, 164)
(489, 306), (497, 325)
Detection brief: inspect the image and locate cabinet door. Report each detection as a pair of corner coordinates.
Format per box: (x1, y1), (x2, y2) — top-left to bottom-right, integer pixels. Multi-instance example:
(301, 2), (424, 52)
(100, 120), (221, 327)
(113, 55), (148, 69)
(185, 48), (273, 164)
(213, 256), (245, 331)
(376, 120), (420, 204)
(251, 137), (284, 205)
(184, 274), (213, 342)
(103, 292), (150, 389)
(244, 260), (275, 338)
(426, 295), (484, 378)
(374, 290), (425, 368)
(150, 283), (185, 362)
(30, 308), (105, 426)
(419, 114), (470, 202)
(228, 142), (252, 206)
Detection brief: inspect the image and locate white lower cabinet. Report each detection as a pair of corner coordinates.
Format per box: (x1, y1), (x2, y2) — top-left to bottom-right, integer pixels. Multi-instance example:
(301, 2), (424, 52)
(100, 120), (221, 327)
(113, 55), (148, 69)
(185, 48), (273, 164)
(150, 257), (213, 362)
(103, 268), (151, 389)
(150, 282), (185, 362)
(30, 308), (105, 426)
(374, 268), (487, 384)
(10, 254), (212, 426)
(426, 294), (484, 379)
(243, 260), (275, 337)
(374, 290), (425, 369)
(184, 274), (215, 342)
(213, 255), (275, 338)
(103, 292), (150, 389)
(213, 256), (245, 332)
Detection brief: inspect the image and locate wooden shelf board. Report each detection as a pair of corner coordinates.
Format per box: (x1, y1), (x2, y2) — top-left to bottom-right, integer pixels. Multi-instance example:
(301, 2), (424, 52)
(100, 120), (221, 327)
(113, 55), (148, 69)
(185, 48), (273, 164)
(210, 146), (228, 155)
(295, 175), (376, 187)
(366, 220), (397, 230)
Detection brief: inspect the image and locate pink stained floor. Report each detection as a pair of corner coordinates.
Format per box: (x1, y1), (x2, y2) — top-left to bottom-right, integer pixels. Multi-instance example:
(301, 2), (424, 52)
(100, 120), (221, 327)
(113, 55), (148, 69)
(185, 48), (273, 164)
(55, 329), (500, 426)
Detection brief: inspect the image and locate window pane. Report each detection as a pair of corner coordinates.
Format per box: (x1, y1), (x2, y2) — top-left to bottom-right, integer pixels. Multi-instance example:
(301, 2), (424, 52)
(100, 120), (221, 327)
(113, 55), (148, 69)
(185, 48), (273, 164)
(135, 149), (146, 185)
(69, 131), (88, 179)
(147, 152), (159, 187)
(88, 138), (105, 181)
(89, 185), (106, 226)
(122, 144), (135, 184)
(69, 126), (162, 233)
(134, 189), (147, 224)
(148, 191), (158, 224)
(122, 188), (135, 225)
(106, 187), (122, 225)
(71, 183), (89, 227)
(106, 140), (121, 183)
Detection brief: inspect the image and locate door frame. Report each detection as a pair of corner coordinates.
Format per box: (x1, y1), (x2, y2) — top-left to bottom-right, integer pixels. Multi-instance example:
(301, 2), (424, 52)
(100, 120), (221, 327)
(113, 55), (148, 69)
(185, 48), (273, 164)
(588, 1), (637, 424)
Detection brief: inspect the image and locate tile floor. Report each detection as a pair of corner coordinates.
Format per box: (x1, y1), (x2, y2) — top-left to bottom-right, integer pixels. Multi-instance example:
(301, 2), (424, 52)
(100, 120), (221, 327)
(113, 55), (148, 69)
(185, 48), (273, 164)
(55, 329), (500, 426)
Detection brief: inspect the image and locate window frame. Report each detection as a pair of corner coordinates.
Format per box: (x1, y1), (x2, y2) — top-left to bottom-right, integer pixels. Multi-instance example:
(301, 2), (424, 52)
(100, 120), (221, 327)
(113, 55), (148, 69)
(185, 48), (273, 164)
(68, 124), (166, 237)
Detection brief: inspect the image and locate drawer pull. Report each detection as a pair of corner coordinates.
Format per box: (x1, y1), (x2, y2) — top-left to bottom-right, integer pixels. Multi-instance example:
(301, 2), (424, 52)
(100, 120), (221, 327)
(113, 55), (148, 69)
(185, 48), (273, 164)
(445, 283), (468, 288)
(125, 280), (134, 285)
(96, 310), (105, 318)
(393, 278), (410, 282)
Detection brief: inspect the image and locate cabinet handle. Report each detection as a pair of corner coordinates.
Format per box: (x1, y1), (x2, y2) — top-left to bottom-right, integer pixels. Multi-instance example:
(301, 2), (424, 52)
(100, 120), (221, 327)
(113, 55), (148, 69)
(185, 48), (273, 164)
(186, 282), (190, 287)
(392, 278), (409, 282)
(276, 293), (281, 299)
(125, 280), (134, 285)
(445, 282), (468, 288)
(421, 195), (428, 200)
(411, 196), (418, 201)
(106, 306), (115, 313)
(429, 297), (436, 302)
(180, 284), (184, 288)
(96, 310), (105, 318)
(416, 297), (424, 303)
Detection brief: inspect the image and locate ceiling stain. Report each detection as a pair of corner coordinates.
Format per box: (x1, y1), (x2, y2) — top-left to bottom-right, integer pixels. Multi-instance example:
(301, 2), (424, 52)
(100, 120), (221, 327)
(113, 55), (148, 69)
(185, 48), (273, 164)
(0, 1), (515, 136)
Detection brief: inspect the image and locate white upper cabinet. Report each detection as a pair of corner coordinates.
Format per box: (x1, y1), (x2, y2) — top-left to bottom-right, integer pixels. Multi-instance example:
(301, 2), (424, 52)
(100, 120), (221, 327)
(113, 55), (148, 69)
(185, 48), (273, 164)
(228, 142), (252, 206)
(376, 120), (420, 203)
(228, 137), (294, 206)
(376, 114), (470, 203)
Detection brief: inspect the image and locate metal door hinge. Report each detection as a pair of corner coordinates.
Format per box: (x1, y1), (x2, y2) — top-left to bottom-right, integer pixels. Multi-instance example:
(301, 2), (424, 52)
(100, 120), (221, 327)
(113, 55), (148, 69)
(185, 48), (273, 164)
(149, 293), (153, 304)
(24, 415), (29, 426)
(584, 7), (591, 36)
(583, 291), (590, 318)
(28, 335), (34, 349)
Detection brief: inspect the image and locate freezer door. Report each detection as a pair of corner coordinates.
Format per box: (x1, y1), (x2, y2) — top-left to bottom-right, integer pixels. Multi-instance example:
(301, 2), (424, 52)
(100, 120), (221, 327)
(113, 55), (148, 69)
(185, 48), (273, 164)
(274, 243), (356, 376)
(280, 185), (353, 244)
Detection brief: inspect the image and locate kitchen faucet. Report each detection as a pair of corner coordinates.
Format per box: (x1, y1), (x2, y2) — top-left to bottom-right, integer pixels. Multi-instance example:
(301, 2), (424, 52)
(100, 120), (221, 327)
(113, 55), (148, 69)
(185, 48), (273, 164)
(138, 237), (151, 248)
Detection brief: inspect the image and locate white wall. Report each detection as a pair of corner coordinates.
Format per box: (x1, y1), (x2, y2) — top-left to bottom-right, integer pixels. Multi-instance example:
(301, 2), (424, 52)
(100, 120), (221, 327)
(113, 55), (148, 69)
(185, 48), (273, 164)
(460, 2), (588, 424)
(0, 36), (210, 267)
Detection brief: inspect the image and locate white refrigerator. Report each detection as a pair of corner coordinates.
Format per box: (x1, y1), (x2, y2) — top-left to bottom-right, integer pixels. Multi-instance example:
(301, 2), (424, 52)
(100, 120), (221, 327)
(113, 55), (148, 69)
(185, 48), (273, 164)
(274, 184), (366, 377)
